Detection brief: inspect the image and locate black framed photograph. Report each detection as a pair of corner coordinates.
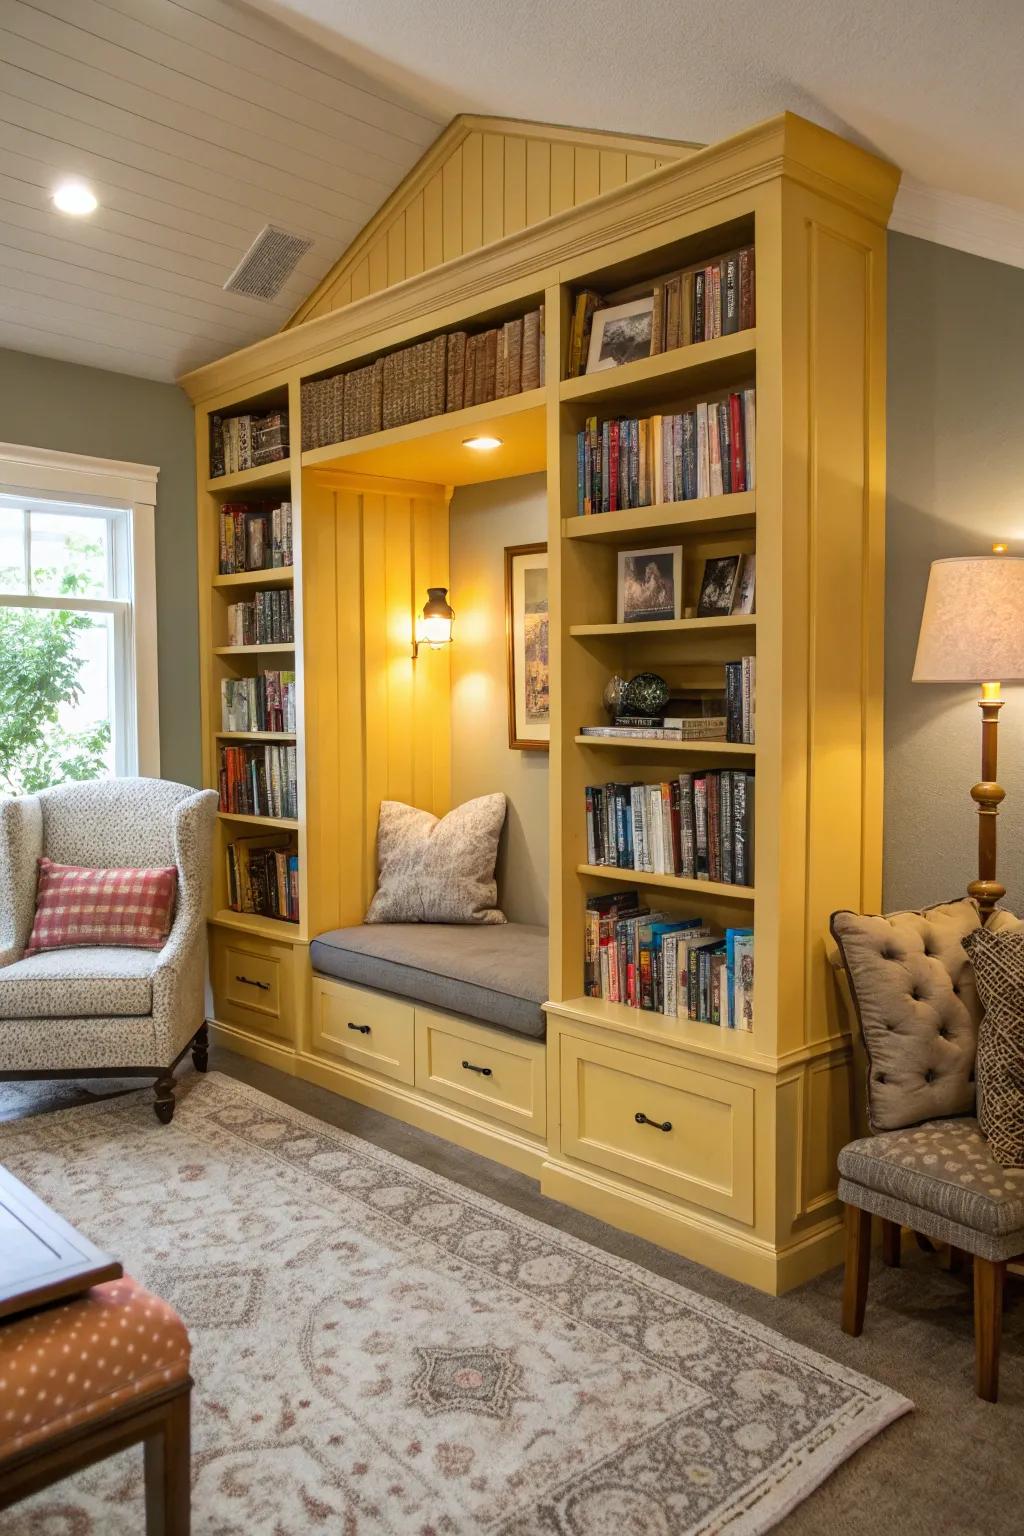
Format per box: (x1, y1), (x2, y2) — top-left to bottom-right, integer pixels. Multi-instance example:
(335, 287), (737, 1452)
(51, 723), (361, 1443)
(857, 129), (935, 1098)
(617, 546), (683, 624)
(586, 296), (655, 373)
(697, 555), (741, 617)
(505, 543), (549, 750)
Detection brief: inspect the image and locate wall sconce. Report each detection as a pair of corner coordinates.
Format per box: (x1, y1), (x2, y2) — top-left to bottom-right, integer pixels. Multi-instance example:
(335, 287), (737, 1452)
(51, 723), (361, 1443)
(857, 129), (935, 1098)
(412, 587), (454, 658)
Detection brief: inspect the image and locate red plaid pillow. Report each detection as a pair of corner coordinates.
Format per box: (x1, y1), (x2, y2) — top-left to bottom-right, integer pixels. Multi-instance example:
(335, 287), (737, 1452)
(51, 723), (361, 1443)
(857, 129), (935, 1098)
(25, 858), (178, 955)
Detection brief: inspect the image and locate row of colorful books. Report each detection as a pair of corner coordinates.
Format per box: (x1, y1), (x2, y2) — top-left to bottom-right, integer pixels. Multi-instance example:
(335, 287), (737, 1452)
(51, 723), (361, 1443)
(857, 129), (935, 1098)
(226, 836), (299, 923)
(300, 306), (544, 450)
(219, 743), (298, 821)
(226, 588), (294, 648)
(220, 672), (296, 736)
(585, 891), (753, 1029)
(218, 502), (293, 575)
(210, 411), (288, 478)
(576, 393), (755, 515)
(586, 769), (754, 886)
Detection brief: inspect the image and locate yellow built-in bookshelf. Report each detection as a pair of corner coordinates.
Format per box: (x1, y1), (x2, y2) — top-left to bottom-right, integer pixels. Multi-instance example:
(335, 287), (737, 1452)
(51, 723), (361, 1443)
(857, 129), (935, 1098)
(183, 112), (899, 1293)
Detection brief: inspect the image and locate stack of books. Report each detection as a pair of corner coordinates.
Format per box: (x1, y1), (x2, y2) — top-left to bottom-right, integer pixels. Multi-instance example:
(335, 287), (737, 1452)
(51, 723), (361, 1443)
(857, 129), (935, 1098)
(218, 742), (298, 820)
(382, 335), (448, 428)
(725, 658), (756, 743)
(226, 836), (299, 923)
(584, 890), (754, 1029)
(342, 357), (384, 440)
(218, 503), (293, 574)
(580, 716), (727, 742)
(576, 392), (755, 515)
(220, 672), (296, 734)
(226, 588), (294, 648)
(585, 769), (754, 885)
(210, 411), (289, 477)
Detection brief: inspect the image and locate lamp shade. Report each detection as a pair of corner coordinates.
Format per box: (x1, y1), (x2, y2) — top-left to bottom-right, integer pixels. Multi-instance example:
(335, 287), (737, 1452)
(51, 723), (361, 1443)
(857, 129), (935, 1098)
(913, 555), (1024, 682)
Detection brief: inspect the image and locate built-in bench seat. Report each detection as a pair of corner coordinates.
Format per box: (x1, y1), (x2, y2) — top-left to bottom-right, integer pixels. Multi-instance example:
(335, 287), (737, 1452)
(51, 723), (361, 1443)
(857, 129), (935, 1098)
(309, 922), (548, 1039)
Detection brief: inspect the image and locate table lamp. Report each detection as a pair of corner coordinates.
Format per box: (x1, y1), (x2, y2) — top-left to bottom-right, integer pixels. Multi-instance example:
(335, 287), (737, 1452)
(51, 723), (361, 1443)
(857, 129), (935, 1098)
(913, 549), (1024, 916)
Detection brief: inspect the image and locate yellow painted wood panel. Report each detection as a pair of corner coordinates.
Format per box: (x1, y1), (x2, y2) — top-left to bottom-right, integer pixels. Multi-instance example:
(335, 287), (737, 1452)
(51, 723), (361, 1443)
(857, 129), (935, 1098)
(311, 975), (415, 1084)
(461, 131), (483, 252)
(405, 194), (424, 278)
(573, 146), (600, 204)
(481, 131), (505, 244)
(550, 141), (575, 215)
(503, 136), (527, 235)
(384, 494), (416, 807)
(423, 170), (443, 269)
(415, 1006), (547, 1137)
(368, 237), (388, 295)
(387, 218), (406, 286)
(442, 145), (463, 263)
(599, 149), (627, 194)
(350, 257), (370, 301)
(626, 153), (657, 181)
(525, 138), (551, 226)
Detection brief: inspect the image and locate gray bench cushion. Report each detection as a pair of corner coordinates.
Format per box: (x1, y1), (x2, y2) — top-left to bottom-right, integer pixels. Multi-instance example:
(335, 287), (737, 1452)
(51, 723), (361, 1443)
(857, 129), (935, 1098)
(310, 923), (548, 1039)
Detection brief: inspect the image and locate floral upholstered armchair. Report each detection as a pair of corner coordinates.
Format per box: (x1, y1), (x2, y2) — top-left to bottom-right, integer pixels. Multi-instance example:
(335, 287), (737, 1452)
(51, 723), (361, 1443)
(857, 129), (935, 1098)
(0, 779), (218, 1123)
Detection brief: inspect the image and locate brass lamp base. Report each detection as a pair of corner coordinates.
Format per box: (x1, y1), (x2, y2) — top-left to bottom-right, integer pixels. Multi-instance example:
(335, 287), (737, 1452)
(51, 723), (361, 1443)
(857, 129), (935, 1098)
(970, 685), (1005, 919)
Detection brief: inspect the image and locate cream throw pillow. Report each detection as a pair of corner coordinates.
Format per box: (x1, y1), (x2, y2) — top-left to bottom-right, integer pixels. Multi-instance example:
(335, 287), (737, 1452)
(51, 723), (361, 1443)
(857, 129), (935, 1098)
(366, 794), (507, 925)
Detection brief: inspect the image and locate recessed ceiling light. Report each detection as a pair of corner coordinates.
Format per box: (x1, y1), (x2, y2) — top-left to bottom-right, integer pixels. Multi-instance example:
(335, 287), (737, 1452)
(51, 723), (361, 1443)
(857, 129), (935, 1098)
(462, 435), (503, 451)
(52, 179), (98, 216)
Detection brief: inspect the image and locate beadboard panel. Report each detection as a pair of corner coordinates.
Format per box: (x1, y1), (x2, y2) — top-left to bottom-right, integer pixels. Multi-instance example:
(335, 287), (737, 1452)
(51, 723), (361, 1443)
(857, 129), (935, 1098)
(287, 117), (697, 328)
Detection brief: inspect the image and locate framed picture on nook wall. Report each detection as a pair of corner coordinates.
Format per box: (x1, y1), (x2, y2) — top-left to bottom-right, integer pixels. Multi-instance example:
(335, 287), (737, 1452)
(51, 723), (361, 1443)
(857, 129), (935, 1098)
(505, 543), (549, 751)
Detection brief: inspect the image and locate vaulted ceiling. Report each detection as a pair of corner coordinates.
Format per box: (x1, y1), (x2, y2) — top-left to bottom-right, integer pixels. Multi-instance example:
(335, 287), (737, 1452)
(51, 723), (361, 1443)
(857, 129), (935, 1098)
(2, 0), (1021, 384)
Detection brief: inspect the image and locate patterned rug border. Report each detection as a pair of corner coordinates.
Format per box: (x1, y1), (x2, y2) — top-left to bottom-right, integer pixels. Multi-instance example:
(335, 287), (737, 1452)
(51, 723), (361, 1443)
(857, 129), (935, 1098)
(0, 1071), (913, 1536)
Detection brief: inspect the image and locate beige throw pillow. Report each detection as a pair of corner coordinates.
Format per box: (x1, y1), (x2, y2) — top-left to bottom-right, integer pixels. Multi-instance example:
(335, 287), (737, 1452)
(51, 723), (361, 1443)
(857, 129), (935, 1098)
(366, 794), (507, 925)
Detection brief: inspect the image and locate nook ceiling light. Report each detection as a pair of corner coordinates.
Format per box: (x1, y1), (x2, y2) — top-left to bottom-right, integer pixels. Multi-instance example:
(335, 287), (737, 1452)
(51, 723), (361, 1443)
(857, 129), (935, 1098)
(52, 179), (98, 216)
(462, 435), (503, 451)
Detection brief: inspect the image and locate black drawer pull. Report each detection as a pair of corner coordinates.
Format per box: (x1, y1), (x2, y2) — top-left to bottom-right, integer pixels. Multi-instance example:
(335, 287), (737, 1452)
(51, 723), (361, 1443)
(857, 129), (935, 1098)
(635, 1112), (672, 1133)
(347, 1021), (371, 1035)
(462, 1059), (492, 1077)
(235, 974), (270, 991)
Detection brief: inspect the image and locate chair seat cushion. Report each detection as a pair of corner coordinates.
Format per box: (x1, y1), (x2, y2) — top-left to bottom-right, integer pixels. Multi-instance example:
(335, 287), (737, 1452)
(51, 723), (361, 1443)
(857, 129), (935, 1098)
(310, 922), (548, 1038)
(838, 1119), (1024, 1237)
(0, 947), (158, 1020)
(0, 1275), (190, 1460)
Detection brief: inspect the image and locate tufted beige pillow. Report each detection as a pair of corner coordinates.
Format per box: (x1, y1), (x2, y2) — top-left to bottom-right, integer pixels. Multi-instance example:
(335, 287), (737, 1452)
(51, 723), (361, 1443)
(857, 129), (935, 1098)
(962, 926), (1024, 1168)
(366, 794), (507, 925)
(830, 899), (982, 1132)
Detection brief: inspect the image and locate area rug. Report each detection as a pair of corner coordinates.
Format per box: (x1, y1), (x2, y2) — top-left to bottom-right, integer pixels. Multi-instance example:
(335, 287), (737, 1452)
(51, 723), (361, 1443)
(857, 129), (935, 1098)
(0, 1072), (910, 1534)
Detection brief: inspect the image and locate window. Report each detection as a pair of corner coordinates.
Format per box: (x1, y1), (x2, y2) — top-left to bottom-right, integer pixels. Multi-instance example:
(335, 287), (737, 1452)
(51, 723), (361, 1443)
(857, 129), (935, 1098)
(0, 445), (159, 796)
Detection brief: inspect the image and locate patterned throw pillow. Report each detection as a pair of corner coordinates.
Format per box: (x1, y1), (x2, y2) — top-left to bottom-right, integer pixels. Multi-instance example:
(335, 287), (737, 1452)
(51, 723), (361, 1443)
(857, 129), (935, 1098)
(25, 858), (178, 955)
(366, 795), (507, 925)
(962, 926), (1024, 1168)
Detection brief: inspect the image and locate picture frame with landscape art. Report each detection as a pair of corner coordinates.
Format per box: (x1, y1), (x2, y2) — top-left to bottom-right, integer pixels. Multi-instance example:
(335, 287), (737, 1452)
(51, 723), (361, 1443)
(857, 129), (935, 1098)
(505, 543), (549, 751)
(586, 296), (655, 373)
(617, 546), (683, 624)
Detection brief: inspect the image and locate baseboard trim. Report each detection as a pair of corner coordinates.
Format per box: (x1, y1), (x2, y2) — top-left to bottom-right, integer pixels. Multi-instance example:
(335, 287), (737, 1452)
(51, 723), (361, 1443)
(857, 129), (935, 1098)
(208, 1019), (298, 1075)
(293, 1051), (548, 1179)
(540, 1158), (843, 1294)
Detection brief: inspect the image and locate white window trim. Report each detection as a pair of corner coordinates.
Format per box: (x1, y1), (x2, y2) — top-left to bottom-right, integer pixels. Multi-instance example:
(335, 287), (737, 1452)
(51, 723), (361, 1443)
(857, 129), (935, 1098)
(0, 442), (160, 777)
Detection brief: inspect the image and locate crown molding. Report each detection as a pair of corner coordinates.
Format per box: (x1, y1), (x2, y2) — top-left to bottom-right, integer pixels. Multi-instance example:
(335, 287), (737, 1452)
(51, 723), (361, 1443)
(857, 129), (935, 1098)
(890, 177), (1024, 271)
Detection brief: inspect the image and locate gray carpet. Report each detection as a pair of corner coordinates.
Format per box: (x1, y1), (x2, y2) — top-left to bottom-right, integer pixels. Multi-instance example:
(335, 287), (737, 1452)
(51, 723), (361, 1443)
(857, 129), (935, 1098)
(6, 1048), (1022, 1535)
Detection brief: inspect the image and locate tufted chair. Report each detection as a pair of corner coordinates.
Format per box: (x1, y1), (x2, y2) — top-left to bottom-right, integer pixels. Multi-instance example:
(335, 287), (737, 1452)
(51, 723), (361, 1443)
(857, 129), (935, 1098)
(0, 778), (218, 1123)
(830, 899), (1024, 1401)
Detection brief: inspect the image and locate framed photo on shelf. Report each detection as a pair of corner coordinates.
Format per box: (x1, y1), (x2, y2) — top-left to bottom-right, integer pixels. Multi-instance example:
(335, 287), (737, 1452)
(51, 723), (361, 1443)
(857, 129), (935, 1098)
(697, 554), (741, 617)
(505, 543), (549, 751)
(586, 296), (655, 373)
(617, 546), (683, 624)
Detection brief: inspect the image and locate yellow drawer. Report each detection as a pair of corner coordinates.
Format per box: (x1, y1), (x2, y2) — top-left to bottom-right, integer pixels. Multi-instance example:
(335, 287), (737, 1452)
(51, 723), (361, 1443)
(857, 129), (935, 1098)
(311, 977), (414, 1085)
(414, 1007), (546, 1137)
(560, 1034), (754, 1222)
(211, 930), (294, 1042)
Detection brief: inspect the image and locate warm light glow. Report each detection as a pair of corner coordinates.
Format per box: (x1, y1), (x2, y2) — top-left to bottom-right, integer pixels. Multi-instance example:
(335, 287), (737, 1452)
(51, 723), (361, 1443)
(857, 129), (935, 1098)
(462, 435), (503, 451)
(413, 586), (454, 656)
(992, 542), (1008, 554)
(981, 681), (1002, 701)
(52, 179), (98, 216)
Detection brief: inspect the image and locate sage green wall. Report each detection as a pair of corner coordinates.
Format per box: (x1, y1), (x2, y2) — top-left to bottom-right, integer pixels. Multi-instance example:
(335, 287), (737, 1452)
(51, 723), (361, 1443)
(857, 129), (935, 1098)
(0, 347), (200, 788)
(884, 233), (1024, 914)
(450, 474), (549, 926)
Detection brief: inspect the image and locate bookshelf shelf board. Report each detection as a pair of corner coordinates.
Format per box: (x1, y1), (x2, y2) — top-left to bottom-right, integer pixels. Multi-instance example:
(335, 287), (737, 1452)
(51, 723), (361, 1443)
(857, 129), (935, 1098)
(207, 458), (292, 494)
(559, 331), (756, 410)
(212, 908), (307, 944)
(214, 642), (296, 655)
(216, 731), (297, 742)
(574, 735), (755, 756)
(217, 811), (299, 830)
(578, 863), (755, 902)
(300, 389), (546, 486)
(549, 996), (769, 1069)
(212, 568), (294, 589)
(563, 492), (755, 543)
(570, 615), (755, 638)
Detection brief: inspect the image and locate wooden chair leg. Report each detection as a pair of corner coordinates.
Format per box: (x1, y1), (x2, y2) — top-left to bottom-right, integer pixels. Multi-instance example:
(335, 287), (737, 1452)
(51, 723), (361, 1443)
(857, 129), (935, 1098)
(153, 1073), (176, 1125)
(191, 1023), (209, 1074)
(973, 1256), (1006, 1403)
(841, 1204), (872, 1336)
(881, 1218), (901, 1267)
(144, 1386), (191, 1535)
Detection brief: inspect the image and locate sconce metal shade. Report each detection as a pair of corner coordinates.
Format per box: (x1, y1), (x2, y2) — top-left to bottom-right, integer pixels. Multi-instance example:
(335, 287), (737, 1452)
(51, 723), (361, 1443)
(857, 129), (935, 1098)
(418, 586), (454, 649)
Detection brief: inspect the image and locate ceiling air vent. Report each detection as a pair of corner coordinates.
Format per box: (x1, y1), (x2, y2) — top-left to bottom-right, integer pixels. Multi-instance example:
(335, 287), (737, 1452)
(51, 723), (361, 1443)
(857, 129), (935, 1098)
(223, 225), (314, 301)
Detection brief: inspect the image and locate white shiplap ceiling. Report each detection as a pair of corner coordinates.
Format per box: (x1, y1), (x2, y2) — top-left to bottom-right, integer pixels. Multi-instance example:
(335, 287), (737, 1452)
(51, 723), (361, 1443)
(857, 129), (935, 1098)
(0, 0), (443, 380)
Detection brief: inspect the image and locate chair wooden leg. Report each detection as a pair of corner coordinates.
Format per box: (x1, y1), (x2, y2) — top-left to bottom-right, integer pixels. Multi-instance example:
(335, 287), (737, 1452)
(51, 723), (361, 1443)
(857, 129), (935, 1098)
(144, 1386), (190, 1535)
(153, 1073), (176, 1125)
(881, 1218), (902, 1267)
(973, 1256), (1006, 1403)
(841, 1204), (872, 1337)
(191, 1023), (209, 1074)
